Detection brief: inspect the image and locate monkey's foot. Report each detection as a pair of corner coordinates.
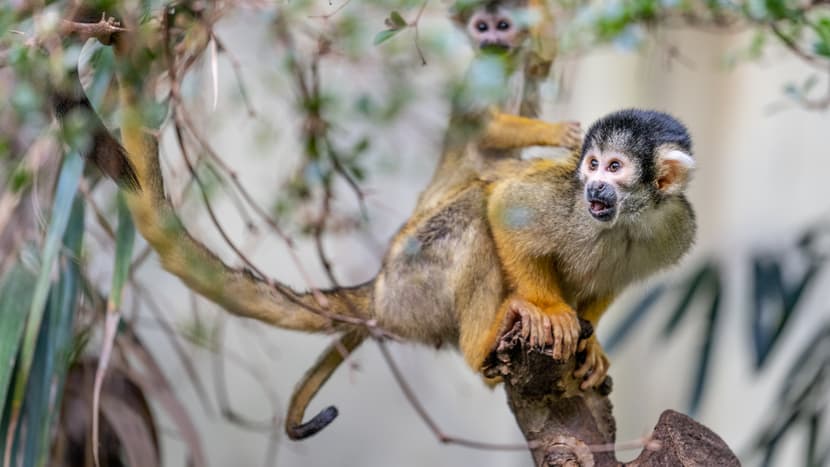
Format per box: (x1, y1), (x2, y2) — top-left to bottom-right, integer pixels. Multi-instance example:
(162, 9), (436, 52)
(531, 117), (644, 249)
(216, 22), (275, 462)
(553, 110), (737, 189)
(553, 121), (583, 151)
(574, 335), (610, 390)
(504, 298), (581, 361)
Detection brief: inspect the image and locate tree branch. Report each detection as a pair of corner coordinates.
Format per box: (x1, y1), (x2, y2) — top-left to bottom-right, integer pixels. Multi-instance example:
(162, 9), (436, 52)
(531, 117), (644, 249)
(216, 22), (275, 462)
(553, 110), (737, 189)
(488, 322), (740, 466)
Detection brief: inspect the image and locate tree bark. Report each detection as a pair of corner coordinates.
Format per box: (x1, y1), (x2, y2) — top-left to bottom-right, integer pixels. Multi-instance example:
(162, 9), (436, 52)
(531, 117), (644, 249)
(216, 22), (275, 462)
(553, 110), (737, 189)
(486, 323), (741, 467)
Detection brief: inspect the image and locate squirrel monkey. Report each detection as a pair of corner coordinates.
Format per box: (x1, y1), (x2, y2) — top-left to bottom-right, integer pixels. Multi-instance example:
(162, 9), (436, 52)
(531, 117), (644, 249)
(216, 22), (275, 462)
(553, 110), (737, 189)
(286, 0), (583, 438)
(479, 109), (696, 387)
(416, 0), (580, 214)
(287, 111), (696, 435)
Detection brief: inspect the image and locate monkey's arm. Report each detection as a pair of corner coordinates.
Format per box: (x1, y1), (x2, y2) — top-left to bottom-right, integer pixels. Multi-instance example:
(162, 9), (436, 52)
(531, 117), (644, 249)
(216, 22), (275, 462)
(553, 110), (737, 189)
(479, 111), (581, 151)
(469, 253), (581, 372)
(474, 162), (582, 374)
(286, 329), (367, 439)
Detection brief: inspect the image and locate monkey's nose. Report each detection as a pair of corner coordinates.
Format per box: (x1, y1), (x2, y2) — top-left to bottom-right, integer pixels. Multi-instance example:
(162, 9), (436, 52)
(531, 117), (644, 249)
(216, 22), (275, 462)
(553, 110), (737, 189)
(595, 182), (606, 191)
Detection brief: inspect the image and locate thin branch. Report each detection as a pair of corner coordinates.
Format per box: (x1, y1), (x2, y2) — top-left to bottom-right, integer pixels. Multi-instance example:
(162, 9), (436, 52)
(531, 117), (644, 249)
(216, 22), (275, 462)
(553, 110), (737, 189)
(411, 1), (429, 66)
(376, 340), (535, 451)
(211, 33), (259, 118)
(309, 0), (354, 20)
(211, 315), (281, 431)
(769, 22), (826, 68)
(59, 14), (126, 43)
(131, 280), (216, 416)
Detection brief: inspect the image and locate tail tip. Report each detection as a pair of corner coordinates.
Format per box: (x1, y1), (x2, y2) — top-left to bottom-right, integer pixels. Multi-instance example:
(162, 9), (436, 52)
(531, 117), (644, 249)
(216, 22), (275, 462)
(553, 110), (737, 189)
(286, 406), (339, 440)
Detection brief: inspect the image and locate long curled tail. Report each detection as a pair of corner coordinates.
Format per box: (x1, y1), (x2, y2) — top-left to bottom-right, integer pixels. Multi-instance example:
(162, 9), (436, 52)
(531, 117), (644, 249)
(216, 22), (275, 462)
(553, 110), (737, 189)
(286, 329), (367, 439)
(116, 79), (373, 332)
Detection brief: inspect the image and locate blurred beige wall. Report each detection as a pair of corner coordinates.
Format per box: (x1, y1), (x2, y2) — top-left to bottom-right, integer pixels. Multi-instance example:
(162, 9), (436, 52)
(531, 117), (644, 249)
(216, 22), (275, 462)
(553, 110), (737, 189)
(129, 8), (830, 466)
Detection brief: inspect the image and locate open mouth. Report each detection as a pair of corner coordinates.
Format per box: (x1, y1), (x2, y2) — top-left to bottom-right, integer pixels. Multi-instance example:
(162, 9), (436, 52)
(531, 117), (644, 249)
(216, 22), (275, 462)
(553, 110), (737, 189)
(588, 199), (615, 222)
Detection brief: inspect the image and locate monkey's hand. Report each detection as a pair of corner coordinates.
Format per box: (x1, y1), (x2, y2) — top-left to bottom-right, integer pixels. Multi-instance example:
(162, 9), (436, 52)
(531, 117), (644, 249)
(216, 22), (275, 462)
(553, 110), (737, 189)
(574, 334), (610, 390)
(552, 121), (583, 151)
(502, 297), (581, 361)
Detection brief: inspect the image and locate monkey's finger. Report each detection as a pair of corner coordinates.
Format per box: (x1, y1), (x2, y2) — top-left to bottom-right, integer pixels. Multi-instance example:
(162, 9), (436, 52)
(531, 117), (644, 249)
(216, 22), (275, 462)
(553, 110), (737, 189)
(569, 322), (581, 357)
(534, 313), (548, 349)
(542, 316), (553, 347)
(561, 316), (579, 359)
(517, 308), (532, 343)
(526, 310), (540, 348)
(551, 323), (564, 360)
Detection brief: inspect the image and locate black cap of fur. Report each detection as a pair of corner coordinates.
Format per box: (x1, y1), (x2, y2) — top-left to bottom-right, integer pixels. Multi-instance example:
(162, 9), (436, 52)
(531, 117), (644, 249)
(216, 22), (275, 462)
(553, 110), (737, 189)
(451, 0), (526, 21)
(580, 109), (692, 188)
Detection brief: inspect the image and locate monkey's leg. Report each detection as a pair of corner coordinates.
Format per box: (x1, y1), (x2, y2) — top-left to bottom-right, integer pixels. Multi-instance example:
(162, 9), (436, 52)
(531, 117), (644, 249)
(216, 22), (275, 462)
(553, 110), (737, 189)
(574, 297), (614, 390)
(574, 335), (610, 390)
(285, 329), (366, 439)
(480, 112), (582, 151)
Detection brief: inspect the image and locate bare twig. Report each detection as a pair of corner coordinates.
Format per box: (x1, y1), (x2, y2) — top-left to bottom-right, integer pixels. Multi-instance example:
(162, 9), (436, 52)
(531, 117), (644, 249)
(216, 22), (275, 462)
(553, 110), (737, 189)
(131, 281), (215, 416)
(412, 1), (429, 66)
(59, 14), (126, 43)
(376, 340), (535, 451)
(211, 33), (258, 118)
(309, 0), (354, 21)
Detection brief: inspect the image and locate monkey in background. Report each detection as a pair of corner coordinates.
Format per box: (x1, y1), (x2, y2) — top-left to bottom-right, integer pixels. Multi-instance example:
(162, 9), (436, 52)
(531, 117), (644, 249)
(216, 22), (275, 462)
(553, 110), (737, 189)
(415, 0), (580, 214)
(286, 0), (583, 438)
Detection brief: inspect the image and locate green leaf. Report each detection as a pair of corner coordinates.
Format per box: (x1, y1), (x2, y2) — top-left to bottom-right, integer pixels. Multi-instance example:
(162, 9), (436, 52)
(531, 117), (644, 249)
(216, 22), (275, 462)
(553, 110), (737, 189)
(33, 196), (85, 466)
(0, 265), (37, 423)
(374, 28), (402, 45)
(9, 151), (83, 418)
(8, 167), (32, 194)
(111, 192), (136, 309)
(812, 18), (830, 57)
(22, 292), (57, 467)
(390, 11), (407, 28)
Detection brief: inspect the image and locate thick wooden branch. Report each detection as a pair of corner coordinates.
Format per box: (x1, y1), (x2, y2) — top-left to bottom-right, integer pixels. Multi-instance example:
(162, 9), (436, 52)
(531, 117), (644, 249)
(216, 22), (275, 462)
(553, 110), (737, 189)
(487, 323), (740, 467)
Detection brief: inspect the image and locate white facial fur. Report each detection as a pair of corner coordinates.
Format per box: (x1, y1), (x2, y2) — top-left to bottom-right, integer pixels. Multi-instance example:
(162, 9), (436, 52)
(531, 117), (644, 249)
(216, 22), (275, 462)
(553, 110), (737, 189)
(579, 149), (638, 189)
(466, 7), (522, 50)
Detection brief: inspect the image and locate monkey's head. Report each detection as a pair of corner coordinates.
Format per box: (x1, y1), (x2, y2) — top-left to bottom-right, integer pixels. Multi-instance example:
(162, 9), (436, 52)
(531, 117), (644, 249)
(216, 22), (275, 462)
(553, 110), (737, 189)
(452, 0), (531, 54)
(578, 109), (695, 227)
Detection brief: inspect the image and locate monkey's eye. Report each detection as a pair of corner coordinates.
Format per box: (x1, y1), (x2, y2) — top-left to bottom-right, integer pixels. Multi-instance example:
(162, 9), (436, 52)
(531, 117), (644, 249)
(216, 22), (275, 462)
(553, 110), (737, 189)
(476, 21), (488, 32)
(589, 158), (599, 170)
(497, 20), (510, 30)
(608, 160), (622, 172)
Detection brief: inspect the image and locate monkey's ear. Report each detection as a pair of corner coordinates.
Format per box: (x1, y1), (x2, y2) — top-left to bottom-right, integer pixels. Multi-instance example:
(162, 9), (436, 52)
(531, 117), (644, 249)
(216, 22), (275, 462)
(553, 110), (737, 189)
(655, 147), (695, 195)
